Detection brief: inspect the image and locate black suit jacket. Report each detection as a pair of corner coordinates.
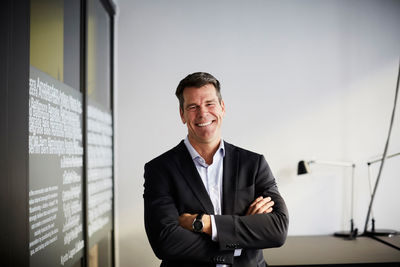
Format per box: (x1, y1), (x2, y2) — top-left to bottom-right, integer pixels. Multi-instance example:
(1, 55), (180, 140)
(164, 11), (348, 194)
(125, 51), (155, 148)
(144, 141), (289, 267)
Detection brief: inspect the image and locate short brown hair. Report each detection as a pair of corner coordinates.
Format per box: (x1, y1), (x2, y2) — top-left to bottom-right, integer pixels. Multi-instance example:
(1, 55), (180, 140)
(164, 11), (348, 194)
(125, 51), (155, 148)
(175, 72), (222, 110)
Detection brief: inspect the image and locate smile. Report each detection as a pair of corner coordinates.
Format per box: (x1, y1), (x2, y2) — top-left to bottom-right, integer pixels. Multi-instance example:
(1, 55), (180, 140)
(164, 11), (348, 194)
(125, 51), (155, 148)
(196, 121), (213, 127)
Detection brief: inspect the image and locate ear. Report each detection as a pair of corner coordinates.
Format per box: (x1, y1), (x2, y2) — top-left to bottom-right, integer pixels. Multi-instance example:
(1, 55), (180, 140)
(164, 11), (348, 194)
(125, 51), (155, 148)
(179, 107), (186, 124)
(220, 100), (226, 117)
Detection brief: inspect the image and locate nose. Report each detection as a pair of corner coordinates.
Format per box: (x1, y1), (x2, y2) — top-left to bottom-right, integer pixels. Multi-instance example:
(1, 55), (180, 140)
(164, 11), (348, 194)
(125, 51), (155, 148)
(197, 105), (208, 117)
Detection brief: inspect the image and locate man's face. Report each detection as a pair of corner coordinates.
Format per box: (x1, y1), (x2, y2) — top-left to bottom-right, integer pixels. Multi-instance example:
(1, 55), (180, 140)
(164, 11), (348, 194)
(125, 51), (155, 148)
(180, 84), (225, 147)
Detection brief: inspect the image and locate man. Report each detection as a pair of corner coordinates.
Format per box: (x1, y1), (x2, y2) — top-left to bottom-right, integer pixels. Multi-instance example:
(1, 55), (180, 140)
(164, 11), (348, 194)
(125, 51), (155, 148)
(144, 72), (288, 267)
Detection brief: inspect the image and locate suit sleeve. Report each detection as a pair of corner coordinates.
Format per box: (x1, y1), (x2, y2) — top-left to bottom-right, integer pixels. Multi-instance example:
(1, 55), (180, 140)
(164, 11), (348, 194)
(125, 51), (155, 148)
(143, 161), (234, 264)
(214, 155), (289, 251)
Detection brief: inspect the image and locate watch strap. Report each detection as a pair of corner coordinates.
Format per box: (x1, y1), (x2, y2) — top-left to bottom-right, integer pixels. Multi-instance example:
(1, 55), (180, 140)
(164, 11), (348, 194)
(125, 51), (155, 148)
(196, 213), (204, 220)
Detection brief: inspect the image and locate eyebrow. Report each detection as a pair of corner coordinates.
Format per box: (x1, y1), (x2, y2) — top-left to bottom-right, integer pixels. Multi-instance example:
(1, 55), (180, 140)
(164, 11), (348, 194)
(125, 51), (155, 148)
(184, 98), (219, 109)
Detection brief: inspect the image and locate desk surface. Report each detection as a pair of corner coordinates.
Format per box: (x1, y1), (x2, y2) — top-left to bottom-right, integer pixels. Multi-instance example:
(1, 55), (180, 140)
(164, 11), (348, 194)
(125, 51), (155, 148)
(263, 235), (400, 266)
(374, 235), (400, 249)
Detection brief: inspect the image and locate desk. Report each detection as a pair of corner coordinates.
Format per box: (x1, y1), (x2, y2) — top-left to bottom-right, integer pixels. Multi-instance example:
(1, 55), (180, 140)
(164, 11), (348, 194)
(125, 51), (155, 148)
(263, 235), (400, 266)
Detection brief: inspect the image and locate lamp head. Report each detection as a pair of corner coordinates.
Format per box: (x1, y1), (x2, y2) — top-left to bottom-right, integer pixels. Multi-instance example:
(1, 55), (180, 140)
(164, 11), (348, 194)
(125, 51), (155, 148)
(297, 160), (311, 175)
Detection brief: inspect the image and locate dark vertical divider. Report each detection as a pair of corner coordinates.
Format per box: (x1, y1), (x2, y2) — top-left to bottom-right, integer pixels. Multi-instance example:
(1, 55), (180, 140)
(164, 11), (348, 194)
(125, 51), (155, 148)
(110, 12), (116, 267)
(108, 4), (116, 266)
(0, 0), (30, 266)
(81, 0), (89, 266)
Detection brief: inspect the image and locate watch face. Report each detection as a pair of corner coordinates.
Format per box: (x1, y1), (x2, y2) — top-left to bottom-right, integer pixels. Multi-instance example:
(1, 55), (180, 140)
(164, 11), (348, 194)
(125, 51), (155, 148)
(193, 220), (203, 232)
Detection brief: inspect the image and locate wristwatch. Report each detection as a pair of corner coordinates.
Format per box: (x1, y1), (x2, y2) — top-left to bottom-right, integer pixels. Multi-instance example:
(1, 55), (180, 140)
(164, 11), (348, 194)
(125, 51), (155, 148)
(192, 213), (204, 233)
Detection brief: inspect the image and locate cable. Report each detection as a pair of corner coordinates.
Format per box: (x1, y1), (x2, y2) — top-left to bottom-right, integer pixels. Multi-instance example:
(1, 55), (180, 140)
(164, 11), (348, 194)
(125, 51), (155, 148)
(363, 59), (400, 233)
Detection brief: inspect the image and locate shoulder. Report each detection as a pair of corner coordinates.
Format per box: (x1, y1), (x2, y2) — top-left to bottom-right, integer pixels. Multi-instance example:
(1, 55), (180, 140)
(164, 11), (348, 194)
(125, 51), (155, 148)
(145, 140), (186, 168)
(224, 140), (263, 159)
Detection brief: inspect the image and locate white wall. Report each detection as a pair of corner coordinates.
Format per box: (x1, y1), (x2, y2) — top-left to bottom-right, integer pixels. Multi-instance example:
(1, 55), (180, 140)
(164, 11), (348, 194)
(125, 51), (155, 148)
(115, 0), (400, 266)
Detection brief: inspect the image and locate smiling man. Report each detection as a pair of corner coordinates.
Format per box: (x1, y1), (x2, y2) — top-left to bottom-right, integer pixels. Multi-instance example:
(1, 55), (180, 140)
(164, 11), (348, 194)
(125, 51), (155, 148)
(144, 72), (289, 267)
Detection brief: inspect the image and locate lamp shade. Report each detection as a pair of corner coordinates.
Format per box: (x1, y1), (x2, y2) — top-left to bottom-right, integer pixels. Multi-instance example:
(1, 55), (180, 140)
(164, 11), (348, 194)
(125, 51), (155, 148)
(297, 160), (310, 175)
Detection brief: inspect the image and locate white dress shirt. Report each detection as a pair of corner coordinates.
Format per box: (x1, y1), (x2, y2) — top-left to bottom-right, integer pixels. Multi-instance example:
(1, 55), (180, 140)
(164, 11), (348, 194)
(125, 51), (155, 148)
(184, 137), (241, 266)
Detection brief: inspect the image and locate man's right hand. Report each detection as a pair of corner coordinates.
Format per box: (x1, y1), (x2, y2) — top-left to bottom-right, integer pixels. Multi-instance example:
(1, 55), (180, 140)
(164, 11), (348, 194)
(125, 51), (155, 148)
(246, 196), (274, 215)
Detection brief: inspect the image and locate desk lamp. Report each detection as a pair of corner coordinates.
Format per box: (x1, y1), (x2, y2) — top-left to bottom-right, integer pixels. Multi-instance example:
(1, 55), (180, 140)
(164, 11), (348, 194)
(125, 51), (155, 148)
(364, 152), (400, 237)
(297, 160), (358, 239)
(363, 59), (400, 238)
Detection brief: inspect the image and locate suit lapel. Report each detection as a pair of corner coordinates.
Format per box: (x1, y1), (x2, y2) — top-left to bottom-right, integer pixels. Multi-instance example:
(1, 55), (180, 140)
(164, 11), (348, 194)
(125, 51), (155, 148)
(174, 141), (215, 214)
(222, 142), (239, 215)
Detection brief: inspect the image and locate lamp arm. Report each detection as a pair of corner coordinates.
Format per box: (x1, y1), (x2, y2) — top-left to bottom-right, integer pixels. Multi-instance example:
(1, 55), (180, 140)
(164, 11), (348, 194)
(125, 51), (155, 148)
(367, 151), (400, 165)
(311, 160), (355, 168)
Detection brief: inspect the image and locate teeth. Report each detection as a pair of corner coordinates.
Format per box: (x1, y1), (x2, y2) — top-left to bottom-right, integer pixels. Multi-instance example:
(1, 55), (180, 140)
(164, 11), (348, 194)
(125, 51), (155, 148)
(197, 121), (212, 127)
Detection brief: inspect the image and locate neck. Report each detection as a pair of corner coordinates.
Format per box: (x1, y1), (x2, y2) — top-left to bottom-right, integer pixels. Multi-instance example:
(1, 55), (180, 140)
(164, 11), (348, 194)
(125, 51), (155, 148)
(188, 137), (221, 165)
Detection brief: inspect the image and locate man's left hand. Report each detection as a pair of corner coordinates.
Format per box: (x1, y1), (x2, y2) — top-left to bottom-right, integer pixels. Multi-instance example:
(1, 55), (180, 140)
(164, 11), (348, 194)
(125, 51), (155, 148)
(246, 196), (274, 215)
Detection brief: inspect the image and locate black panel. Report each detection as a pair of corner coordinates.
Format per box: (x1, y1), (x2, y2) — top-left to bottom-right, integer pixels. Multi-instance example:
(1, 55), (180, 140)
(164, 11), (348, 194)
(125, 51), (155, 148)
(28, 67), (84, 267)
(0, 0), (30, 266)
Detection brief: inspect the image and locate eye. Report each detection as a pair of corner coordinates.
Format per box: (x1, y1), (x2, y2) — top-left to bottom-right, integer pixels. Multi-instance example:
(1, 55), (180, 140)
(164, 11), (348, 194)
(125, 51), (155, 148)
(186, 105), (197, 111)
(206, 102), (216, 107)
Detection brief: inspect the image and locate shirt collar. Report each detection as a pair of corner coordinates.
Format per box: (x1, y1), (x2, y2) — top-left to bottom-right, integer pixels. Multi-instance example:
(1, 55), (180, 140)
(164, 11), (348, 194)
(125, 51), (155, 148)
(184, 136), (225, 163)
